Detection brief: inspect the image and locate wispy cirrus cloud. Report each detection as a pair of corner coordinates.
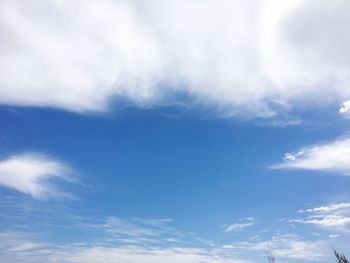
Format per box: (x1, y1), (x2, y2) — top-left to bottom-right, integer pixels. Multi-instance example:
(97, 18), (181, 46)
(224, 218), (255, 233)
(0, 210), (346, 263)
(1, 242), (249, 263)
(270, 139), (350, 175)
(0, 217), (249, 263)
(1, 0), (350, 117)
(88, 216), (182, 245)
(0, 152), (74, 200)
(52, 246), (247, 263)
(0, 230), (331, 263)
(291, 203), (350, 231)
(292, 215), (350, 229)
(299, 203), (350, 213)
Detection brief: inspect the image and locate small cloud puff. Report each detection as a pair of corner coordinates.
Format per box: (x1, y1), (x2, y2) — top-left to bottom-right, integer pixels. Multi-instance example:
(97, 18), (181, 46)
(270, 139), (350, 175)
(0, 152), (74, 200)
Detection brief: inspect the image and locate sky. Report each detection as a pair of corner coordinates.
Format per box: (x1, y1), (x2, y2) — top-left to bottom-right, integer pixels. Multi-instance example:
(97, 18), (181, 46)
(0, 0), (350, 262)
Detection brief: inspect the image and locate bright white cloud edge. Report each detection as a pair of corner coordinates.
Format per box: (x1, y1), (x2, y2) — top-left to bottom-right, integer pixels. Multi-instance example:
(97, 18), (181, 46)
(299, 203), (350, 213)
(270, 138), (350, 175)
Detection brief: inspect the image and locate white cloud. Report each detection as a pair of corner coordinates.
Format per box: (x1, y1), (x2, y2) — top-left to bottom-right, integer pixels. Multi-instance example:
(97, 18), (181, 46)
(223, 234), (327, 261)
(0, 153), (73, 199)
(299, 203), (350, 213)
(224, 218), (255, 232)
(0, 215), (347, 263)
(271, 139), (350, 175)
(0, 231), (336, 263)
(9, 242), (45, 252)
(52, 247), (247, 263)
(292, 215), (350, 228)
(268, 235), (326, 260)
(292, 203), (350, 231)
(0, 0), (350, 117)
(94, 216), (180, 242)
(0, 229), (249, 263)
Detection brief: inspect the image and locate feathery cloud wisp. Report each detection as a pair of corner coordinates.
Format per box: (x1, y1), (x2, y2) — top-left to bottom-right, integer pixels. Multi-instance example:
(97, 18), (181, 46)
(224, 218), (255, 232)
(0, 218), (248, 263)
(299, 203), (350, 213)
(291, 203), (350, 231)
(0, 153), (73, 199)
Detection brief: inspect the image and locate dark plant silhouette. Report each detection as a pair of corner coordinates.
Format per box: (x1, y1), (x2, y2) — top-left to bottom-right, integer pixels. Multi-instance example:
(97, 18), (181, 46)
(334, 250), (349, 263)
(266, 249), (276, 263)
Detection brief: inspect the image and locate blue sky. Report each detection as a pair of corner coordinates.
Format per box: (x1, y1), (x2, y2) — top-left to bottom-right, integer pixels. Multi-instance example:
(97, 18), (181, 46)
(1, 1), (350, 262)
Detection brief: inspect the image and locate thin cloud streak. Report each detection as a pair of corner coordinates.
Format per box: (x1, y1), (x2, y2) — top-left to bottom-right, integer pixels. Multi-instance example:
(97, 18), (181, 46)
(291, 203), (350, 231)
(224, 218), (256, 233)
(299, 203), (350, 213)
(0, 218), (249, 263)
